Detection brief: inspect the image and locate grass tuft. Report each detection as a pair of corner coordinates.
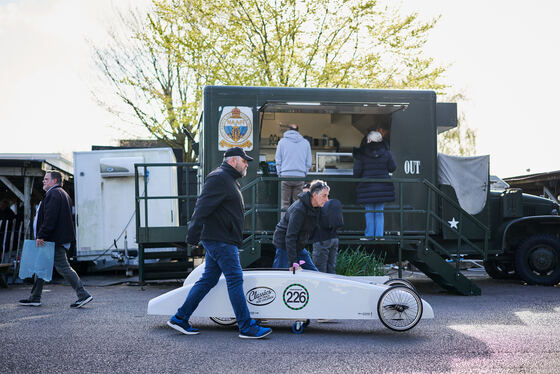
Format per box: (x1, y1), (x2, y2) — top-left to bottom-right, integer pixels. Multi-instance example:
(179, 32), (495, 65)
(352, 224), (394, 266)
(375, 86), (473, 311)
(335, 246), (387, 276)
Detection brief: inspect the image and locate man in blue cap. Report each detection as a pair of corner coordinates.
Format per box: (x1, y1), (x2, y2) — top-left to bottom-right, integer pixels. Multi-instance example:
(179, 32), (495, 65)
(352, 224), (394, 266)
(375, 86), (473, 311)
(167, 147), (272, 339)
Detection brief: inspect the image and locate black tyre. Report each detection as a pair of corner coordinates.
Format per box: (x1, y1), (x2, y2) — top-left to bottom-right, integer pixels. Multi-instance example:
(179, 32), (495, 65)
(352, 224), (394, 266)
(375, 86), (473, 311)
(377, 286), (423, 332)
(383, 278), (417, 292)
(483, 259), (518, 280)
(514, 234), (560, 286)
(291, 321), (304, 334)
(209, 317), (237, 326)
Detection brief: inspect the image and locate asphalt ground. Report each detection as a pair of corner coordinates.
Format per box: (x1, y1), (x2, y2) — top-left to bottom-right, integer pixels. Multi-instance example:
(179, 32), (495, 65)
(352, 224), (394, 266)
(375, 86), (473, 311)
(1, 273), (559, 374)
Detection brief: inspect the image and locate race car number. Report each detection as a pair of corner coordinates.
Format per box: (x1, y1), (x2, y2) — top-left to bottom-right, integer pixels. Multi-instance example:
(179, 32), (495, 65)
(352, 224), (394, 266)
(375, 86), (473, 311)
(283, 284), (309, 310)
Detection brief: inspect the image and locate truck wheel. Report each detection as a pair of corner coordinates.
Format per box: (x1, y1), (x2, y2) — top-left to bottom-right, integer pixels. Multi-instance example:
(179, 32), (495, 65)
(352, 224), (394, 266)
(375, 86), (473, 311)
(377, 286), (423, 332)
(483, 259), (517, 280)
(514, 234), (560, 286)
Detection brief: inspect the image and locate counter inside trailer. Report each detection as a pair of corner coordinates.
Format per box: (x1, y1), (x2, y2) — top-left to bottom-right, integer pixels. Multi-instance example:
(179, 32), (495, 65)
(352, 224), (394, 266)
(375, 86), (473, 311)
(257, 101), (405, 176)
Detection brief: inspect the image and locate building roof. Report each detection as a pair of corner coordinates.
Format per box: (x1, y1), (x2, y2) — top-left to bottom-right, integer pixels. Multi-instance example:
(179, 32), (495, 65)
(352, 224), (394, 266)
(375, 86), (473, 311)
(0, 153), (73, 176)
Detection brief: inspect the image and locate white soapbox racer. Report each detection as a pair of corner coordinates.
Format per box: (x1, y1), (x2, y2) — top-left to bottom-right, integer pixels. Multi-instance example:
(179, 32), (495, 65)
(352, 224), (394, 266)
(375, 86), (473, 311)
(148, 264), (434, 333)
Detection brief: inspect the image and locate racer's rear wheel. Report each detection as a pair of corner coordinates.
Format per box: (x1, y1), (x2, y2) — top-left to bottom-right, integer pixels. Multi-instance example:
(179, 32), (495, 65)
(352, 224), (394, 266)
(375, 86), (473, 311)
(383, 278), (417, 292)
(209, 317), (237, 326)
(377, 285), (423, 332)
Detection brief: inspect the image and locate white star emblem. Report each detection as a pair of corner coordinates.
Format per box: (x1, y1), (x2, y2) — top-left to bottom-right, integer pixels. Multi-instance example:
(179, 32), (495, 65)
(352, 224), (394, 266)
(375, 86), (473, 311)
(448, 217), (459, 229)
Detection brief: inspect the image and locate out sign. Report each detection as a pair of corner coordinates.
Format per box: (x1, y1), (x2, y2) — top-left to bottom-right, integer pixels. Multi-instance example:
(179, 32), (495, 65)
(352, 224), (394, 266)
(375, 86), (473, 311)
(404, 160), (421, 174)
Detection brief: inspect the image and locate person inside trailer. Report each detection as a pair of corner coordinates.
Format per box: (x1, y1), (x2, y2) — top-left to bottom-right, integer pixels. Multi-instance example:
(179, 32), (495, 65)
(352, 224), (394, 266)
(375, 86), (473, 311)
(353, 130), (396, 240)
(272, 180), (329, 271)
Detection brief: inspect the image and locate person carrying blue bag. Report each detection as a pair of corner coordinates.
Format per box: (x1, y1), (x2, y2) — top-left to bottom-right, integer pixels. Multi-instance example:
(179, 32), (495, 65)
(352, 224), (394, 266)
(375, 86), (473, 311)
(18, 171), (92, 308)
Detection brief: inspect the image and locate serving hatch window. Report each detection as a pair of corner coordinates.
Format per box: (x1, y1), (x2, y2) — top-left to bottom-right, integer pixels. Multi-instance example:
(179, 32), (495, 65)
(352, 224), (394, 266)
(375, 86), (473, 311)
(257, 101), (407, 171)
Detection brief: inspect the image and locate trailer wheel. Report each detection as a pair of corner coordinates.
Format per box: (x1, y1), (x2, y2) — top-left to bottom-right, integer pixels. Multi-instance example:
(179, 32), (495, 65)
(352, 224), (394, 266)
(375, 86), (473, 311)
(483, 259), (517, 280)
(377, 286), (423, 332)
(514, 234), (560, 286)
(209, 317), (237, 326)
(383, 278), (417, 292)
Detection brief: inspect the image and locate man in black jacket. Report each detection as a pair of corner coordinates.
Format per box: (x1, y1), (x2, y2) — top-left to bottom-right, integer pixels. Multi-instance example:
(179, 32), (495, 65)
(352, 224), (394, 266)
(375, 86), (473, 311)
(272, 180), (330, 271)
(19, 171), (92, 308)
(167, 147), (272, 339)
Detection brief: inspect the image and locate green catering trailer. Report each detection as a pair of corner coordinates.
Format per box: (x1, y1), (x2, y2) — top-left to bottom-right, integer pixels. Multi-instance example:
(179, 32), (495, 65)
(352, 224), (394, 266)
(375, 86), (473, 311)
(136, 85), (560, 294)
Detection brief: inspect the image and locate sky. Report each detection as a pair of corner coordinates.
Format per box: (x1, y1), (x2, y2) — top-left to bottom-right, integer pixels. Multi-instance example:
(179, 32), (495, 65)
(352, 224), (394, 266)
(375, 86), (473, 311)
(1, 0), (559, 178)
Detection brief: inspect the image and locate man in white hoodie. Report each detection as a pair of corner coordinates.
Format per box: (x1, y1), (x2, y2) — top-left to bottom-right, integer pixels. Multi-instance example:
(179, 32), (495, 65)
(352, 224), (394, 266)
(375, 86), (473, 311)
(275, 123), (312, 215)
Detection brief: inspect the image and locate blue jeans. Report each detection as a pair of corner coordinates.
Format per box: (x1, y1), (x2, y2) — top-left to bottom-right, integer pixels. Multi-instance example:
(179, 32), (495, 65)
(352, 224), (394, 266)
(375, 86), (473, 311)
(272, 248), (318, 271)
(365, 203), (384, 238)
(176, 240), (251, 332)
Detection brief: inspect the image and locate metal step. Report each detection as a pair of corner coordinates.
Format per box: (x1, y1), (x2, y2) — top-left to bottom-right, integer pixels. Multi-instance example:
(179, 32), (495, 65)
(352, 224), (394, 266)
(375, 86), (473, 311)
(139, 246), (194, 283)
(142, 271), (191, 280)
(405, 247), (481, 296)
(143, 250), (190, 260)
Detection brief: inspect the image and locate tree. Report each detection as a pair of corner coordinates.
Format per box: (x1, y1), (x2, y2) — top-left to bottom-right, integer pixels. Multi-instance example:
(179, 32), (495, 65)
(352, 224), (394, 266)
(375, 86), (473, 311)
(153, 0), (447, 90)
(94, 0), (455, 160)
(92, 6), (199, 162)
(437, 92), (477, 156)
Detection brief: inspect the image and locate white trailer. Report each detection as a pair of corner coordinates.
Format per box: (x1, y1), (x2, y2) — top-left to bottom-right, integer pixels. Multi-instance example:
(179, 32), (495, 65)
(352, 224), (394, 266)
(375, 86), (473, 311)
(73, 148), (179, 268)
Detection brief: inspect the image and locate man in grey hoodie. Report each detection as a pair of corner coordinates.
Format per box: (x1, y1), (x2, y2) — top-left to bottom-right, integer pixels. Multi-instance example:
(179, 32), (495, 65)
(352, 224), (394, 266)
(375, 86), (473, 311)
(275, 123), (312, 215)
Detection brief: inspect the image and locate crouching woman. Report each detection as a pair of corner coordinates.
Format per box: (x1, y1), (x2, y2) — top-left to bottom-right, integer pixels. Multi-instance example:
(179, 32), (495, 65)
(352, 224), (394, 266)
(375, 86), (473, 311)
(272, 180), (330, 272)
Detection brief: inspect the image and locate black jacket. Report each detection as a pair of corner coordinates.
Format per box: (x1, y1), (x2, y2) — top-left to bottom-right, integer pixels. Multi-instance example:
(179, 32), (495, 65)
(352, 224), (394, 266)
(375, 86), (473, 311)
(36, 185), (75, 246)
(273, 191), (320, 265)
(312, 199), (344, 242)
(186, 162), (245, 246)
(353, 142), (397, 204)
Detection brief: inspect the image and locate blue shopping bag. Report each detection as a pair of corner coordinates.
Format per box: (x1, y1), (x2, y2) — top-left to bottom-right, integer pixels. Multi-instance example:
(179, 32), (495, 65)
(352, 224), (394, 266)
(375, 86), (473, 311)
(19, 240), (55, 281)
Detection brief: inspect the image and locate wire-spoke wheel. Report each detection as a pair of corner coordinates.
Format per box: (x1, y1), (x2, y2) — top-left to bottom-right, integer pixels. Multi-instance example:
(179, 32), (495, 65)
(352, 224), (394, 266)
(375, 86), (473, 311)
(377, 286), (423, 332)
(383, 278), (417, 292)
(209, 317), (237, 326)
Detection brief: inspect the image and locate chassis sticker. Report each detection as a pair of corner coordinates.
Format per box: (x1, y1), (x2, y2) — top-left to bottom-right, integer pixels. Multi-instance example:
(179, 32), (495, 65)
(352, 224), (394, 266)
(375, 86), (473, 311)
(246, 287), (276, 306)
(283, 284), (309, 310)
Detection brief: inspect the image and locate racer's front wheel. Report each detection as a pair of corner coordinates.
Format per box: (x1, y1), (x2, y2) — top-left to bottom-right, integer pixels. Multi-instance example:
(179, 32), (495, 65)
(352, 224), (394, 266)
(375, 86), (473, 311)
(209, 317), (237, 326)
(383, 278), (417, 292)
(291, 321), (304, 334)
(377, 286), (423, 332)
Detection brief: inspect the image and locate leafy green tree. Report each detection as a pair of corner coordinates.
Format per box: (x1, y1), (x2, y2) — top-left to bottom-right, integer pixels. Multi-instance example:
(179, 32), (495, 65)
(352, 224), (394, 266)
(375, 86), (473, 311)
(154, 0), (447, 90)
(92, 7), (199, 161)
(437, 92), (477, 156)
(95, 0), (472, 160)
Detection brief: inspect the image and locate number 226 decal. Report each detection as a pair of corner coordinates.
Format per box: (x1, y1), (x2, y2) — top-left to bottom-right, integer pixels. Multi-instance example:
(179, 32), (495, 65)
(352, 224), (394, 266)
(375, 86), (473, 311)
(283, 284), (309, 310)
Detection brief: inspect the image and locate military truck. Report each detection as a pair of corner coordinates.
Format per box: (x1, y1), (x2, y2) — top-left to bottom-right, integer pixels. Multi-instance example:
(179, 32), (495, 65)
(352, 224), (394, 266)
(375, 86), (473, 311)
(478, 178), (560, 285)
(135, 85), (560, 293)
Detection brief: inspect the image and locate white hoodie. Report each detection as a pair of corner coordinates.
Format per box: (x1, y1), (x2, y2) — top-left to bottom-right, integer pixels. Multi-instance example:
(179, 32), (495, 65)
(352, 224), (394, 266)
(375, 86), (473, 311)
(274, 130), (312, 177)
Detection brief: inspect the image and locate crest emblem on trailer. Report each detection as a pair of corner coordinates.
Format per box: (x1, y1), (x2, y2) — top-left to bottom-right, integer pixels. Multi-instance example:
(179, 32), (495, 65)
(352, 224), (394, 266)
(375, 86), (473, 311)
(218, 106), (253, 150)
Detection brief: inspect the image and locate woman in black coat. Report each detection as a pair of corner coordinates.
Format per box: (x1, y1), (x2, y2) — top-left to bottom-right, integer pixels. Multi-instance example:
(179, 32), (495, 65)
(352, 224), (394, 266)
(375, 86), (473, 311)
(353, 131), (397, 239)
(272, 180), (330, 271)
